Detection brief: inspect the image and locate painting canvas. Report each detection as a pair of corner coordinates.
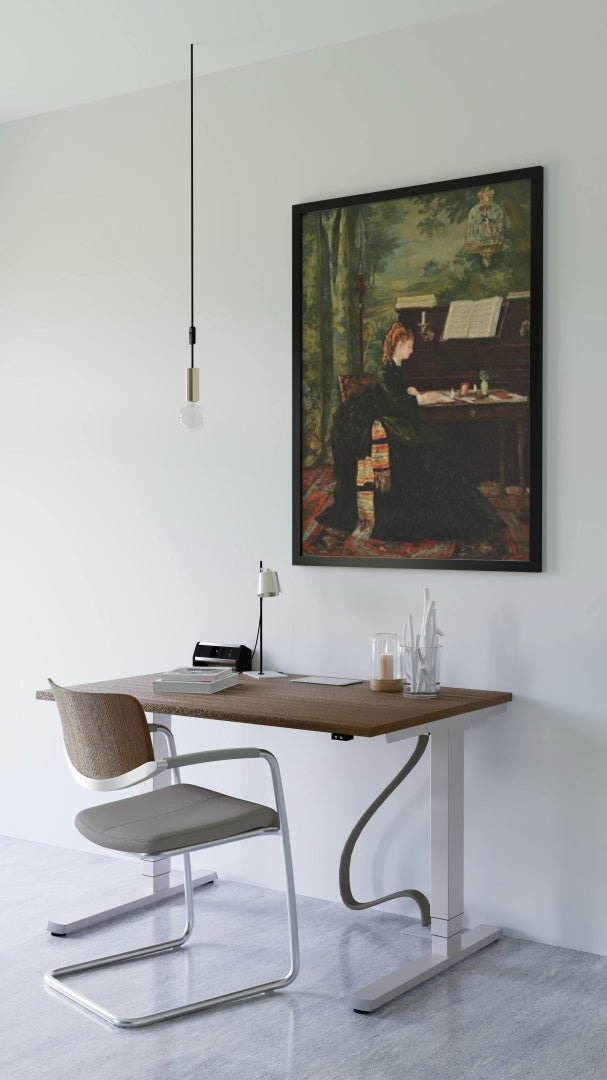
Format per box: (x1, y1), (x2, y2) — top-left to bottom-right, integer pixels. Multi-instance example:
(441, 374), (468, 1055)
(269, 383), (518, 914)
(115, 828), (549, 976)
(292, 167), (542, 570)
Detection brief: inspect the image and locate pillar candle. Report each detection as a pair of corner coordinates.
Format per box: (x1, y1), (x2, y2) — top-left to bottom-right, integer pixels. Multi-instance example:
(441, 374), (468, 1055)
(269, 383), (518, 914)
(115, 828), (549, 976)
(378, 652), (393, 680)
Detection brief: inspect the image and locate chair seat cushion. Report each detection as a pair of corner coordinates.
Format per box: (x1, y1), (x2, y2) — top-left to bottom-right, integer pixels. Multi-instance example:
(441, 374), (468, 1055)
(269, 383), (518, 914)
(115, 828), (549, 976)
(75, 783), (279, 855)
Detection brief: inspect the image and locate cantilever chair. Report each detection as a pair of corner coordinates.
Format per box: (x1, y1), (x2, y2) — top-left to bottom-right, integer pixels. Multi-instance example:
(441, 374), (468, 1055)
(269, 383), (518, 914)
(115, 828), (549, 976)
(45, 679), (299, 1028)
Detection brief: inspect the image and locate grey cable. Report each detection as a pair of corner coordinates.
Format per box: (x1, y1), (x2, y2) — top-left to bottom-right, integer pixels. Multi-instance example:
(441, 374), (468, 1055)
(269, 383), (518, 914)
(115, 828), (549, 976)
(338, 733), (431, 926)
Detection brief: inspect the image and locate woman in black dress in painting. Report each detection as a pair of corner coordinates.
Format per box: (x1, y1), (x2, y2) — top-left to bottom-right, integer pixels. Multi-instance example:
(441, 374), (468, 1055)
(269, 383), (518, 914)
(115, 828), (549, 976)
(317, 322), (500, 543)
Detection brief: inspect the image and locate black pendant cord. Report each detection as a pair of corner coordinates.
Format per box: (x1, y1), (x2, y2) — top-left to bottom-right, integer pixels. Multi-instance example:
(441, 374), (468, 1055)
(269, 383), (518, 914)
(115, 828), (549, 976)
(188, 42), (196, 367)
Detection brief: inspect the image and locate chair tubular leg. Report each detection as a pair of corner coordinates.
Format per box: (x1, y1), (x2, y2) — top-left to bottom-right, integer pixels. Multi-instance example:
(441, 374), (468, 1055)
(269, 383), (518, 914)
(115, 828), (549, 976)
(45, 798), (300, 1028)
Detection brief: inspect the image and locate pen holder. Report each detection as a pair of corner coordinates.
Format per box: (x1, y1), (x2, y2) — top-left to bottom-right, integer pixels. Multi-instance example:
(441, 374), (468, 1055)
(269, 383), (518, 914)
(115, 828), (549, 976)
(402, 644), (442, 698)
(370, 633), (402, 692)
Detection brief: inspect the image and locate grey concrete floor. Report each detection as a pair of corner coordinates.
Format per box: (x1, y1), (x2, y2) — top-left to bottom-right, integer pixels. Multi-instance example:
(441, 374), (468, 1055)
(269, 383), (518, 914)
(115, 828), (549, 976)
(3, 834), (607, 1080)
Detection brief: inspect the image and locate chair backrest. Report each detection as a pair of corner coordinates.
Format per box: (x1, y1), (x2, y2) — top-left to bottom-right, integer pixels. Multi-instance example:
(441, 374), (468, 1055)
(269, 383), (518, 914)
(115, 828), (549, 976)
(49, 679), (154, 783)
(337, 372), (373, 403)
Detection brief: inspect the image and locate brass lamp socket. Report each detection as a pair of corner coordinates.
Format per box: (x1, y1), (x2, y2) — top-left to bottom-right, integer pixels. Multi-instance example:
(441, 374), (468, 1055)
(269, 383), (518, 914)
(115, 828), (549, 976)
(186, 367), (200, 403)
(370, 678), (402, 693)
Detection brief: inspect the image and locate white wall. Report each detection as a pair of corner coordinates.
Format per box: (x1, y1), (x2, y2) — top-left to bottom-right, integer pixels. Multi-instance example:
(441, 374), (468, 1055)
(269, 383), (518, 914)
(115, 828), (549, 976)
(1, 0), (606, 955)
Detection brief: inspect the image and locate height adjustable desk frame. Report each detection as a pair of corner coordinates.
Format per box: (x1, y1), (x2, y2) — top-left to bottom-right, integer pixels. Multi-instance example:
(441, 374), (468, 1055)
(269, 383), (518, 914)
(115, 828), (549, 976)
(37, 675), (511, 1012)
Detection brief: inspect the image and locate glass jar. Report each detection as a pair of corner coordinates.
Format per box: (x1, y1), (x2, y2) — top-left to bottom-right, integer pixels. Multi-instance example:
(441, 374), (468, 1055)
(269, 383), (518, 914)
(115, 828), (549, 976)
(402, 643), (442, 698)
(370, 633), (402, 692)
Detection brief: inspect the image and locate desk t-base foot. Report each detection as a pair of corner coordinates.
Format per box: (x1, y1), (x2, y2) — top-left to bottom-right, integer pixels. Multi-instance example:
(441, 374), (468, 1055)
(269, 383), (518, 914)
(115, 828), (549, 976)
(47, 869), (218, 936)
(351, 924), (501, 1011)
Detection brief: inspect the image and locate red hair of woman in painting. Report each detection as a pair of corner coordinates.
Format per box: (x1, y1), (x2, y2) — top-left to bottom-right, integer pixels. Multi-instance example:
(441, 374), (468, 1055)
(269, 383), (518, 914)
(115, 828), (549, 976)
(381, 322), (414, 365)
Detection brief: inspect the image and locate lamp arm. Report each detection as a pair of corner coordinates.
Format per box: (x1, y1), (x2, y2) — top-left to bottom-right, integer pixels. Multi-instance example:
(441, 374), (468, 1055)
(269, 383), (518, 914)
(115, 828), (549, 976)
(259, 595), (263, 675)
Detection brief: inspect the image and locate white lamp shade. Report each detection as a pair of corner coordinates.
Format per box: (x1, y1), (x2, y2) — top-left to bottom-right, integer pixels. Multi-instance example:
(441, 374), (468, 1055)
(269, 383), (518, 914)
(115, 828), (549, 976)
(258, 569), (281, 598)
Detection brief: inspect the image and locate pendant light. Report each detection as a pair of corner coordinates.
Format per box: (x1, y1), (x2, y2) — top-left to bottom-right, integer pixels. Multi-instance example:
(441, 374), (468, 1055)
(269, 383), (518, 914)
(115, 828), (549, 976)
(179, 43), (205, 431)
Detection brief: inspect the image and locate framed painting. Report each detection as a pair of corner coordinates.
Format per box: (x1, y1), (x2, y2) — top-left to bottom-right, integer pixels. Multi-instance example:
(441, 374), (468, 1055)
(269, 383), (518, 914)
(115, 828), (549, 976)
(292, 166), (543, 570)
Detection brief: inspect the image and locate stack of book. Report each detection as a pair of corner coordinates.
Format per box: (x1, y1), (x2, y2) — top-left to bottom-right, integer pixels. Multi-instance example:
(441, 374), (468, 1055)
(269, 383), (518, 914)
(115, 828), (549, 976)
(153, 667), (239, 695)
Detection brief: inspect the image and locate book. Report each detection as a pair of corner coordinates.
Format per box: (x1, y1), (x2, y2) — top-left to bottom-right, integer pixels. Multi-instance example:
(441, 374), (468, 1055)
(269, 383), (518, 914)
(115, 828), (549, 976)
(153, 672), (239, 695)
(488, 390), (528, 403)
(442, 296), (503, 339)
(415, 390), (455, 405)
(395, 293), (437, 309)
(158, 666), (233, 683)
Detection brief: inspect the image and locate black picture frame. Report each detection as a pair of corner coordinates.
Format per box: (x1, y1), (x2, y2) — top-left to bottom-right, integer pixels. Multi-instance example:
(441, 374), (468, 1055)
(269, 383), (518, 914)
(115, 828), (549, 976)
(292, 166), (543, 571)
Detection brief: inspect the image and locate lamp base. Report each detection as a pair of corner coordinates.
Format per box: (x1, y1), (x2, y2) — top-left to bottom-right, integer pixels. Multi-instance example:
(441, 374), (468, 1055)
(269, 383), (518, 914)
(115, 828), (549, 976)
(244, 670), (288, 679)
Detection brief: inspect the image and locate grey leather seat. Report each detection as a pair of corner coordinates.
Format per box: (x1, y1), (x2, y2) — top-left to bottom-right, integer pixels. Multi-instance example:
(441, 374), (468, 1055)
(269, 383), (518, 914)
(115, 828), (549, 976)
(77, 782), (278, 854)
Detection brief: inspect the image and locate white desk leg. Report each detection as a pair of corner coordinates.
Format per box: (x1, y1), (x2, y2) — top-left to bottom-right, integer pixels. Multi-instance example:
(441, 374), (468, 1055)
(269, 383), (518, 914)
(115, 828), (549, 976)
(350, 722), (501, 1011)
(46, 713), (217, 935)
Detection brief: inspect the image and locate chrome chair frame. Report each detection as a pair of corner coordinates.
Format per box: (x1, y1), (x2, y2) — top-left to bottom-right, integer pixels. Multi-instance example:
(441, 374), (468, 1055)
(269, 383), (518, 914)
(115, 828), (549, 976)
(45, 721), (299, 1029)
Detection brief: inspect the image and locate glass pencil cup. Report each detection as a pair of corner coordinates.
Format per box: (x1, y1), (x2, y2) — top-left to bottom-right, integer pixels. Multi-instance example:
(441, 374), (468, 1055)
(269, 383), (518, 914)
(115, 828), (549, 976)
(370, 633), (402, 692)
(401, 644), (442, 698)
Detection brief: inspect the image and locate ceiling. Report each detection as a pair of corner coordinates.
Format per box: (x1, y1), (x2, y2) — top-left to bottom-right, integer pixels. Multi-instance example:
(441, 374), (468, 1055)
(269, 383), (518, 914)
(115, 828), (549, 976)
(0, 0), (506, 125)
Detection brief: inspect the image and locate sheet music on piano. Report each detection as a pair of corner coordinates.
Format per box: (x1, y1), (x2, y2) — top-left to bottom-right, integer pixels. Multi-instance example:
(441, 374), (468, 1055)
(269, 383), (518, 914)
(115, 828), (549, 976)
(442, 296), (503, 340)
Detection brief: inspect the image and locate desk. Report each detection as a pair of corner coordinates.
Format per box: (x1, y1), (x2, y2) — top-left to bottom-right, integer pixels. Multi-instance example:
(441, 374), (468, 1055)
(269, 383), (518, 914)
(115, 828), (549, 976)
(418, 391), (529, 489)
(37, 674), (511, 1012)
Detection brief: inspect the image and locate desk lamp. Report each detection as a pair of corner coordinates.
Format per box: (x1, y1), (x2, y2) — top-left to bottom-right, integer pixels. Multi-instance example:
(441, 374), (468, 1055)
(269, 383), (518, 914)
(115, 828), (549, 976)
(245, 562), (287, 679)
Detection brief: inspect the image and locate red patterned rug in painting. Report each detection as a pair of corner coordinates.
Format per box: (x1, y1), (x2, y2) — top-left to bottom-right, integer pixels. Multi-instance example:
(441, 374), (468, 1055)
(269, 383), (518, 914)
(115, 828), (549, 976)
(302, 468), (529, 562)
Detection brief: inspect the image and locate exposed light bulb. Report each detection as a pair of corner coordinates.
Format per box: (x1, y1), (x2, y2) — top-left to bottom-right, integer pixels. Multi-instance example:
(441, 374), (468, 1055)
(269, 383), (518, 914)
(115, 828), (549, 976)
(179, 365), (205, 430)
(179, 401), (206, 431)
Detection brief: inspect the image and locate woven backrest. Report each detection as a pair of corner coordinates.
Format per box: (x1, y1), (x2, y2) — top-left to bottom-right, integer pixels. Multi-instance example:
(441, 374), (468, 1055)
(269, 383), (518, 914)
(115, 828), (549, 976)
(337, 372), (374, 403)
(49, 679), (155, 781)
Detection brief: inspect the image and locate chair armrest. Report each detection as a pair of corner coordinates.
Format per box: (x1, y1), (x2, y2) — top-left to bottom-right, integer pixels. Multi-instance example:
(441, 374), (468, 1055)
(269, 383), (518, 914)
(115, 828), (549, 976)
(148, 722), (177, 755)
(159, 747), (262, 770)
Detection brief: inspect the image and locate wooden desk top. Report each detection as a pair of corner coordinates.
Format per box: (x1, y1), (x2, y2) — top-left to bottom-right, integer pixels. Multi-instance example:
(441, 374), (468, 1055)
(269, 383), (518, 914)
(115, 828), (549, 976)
(37, 674), (512, 739)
